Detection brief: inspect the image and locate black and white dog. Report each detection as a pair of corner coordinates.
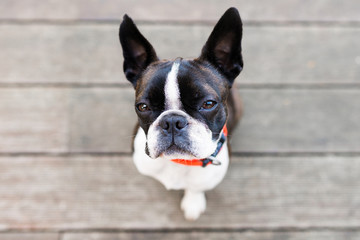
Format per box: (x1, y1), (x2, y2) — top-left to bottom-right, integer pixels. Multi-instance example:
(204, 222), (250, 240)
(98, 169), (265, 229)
(119, 7), (243, 220)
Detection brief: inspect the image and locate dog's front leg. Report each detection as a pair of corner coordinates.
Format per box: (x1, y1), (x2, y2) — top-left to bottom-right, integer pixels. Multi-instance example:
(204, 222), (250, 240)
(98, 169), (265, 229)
(181, 189), (206, 220)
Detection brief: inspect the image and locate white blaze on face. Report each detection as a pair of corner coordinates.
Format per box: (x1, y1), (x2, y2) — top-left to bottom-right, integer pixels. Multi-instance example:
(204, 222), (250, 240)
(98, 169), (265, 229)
(164, 62), (181, 110)
(146, 61), (218, 159)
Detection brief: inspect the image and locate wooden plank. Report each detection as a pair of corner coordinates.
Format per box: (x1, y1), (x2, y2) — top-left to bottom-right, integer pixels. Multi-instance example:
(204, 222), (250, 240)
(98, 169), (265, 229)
(0, 88), (68, 152)
(1, 88), (359, 153)
(0, 233), (58, 240)
(0, 155), (359, 229)
(68, 88), (360, 153)
(1, 0), (359, 22)
(1, 25), (360, 85)
(68, 88), (136, 153)
(0, 25), (123, 85)
(233, 89), (360, 152)
(62, 231), (360, 240)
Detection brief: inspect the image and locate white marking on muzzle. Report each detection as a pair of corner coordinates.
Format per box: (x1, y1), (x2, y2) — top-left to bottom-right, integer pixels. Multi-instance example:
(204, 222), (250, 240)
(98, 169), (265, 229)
(164, 62), (181, 110)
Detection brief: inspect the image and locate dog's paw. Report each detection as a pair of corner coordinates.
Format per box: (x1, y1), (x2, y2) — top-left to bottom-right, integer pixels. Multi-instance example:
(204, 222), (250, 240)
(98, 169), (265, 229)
(181, 190), (206, 221)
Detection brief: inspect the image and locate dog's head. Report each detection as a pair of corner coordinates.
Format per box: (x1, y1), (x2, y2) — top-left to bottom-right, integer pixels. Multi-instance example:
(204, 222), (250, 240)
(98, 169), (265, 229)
(119, 8), (243, 159)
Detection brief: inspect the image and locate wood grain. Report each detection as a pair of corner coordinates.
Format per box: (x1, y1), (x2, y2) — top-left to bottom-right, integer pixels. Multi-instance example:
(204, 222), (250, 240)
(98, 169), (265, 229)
(1, 0), (358, 237)
(233, 89), (360, 153)
(0, 155), (359, 230)
(68, 88), (136, 153)
(1, 0), (359, 22)
(61, 231), (360, 240)
(0, 88), (68, 152)
(68, 88), (360, 153)
(0, 233), (58, 240)
(1, 88), (359, 153)
(1, 25), (359, 85)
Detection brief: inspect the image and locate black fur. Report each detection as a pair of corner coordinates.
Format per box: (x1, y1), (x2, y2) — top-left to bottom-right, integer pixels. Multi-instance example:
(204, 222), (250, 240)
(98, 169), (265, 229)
(119, 15), (158, 87)
(198, 7), (243, 85)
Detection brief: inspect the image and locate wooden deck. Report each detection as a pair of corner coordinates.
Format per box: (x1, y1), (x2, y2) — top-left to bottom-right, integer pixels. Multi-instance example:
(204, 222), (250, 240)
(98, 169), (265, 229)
(0, 1), (360, 239)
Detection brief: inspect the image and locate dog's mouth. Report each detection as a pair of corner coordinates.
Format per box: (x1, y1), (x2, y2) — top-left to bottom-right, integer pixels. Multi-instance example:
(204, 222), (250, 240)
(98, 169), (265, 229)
(165, 144), (189, 155)
(156, 142), (198, 159)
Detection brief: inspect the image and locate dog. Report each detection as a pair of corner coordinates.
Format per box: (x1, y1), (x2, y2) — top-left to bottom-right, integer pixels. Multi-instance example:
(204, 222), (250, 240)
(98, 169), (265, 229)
(119, 7), (243, 220)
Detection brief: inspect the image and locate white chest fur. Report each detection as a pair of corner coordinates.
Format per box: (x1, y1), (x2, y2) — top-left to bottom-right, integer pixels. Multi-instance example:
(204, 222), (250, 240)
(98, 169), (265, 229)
(133, 128), (229, 192)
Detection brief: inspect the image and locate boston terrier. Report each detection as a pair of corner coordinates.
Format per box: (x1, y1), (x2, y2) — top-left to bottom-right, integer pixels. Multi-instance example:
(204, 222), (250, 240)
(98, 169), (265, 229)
(119, 7), (243, 220)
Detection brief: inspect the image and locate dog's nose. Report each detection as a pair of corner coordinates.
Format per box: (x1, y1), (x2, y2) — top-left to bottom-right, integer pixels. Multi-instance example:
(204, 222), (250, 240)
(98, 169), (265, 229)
(159, 114), (188, 133)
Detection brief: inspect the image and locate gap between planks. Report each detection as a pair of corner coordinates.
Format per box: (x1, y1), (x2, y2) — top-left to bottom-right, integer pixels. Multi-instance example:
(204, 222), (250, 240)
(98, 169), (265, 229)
(1, 19), (360, 27)
(2, 226), (360, 234)
(1, 152), (360, 158)
(1, 82), (360, 90)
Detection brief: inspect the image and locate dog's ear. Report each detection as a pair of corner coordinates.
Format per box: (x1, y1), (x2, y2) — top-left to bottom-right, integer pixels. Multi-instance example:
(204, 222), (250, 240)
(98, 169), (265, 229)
(119, 15), (158, 87)
(198, 7), (243, 85)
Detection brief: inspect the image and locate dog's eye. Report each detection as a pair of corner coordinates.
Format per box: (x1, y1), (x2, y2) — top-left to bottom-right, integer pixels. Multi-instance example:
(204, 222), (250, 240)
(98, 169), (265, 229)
(136, 103), (150, 112)
(201, 100), (217, 110)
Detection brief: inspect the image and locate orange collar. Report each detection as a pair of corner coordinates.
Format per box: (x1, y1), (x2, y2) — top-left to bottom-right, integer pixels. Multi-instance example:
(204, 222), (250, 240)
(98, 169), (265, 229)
(171, 125), (228, 167)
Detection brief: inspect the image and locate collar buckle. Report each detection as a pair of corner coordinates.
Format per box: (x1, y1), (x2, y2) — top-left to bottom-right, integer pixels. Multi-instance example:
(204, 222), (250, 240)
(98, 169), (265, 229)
(206, 156), (221, 166)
